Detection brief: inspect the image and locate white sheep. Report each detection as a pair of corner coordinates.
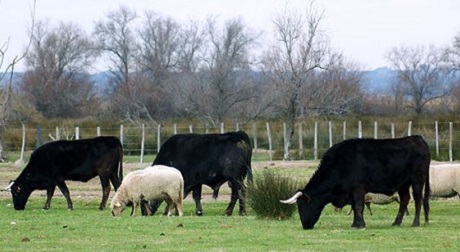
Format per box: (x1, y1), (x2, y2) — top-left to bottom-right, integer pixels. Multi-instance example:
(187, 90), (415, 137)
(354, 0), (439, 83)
(346, 193), (402, 215)
(110, 165), (184, 217)
(429, 163), (460, 198)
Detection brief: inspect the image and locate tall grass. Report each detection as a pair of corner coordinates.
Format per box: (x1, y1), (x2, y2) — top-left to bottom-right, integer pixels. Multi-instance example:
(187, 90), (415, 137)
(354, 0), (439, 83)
(247, 169), (300, 220)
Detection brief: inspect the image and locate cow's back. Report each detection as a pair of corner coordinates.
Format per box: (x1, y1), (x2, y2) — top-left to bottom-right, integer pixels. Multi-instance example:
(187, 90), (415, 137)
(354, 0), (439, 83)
(153, 131), (252, 189)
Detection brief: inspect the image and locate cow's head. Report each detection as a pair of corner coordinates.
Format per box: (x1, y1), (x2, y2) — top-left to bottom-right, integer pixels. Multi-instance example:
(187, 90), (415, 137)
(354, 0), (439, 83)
(110, 201), (126, 216)
(5, 180), (32, 210)
(280, 190), (327, 230)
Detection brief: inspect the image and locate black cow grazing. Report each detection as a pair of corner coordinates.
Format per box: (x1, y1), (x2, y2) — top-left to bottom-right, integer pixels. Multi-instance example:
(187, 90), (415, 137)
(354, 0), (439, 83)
(5, 136), (123, 211)
(151, 131), (252, 216)
(281, 135), (431, 230)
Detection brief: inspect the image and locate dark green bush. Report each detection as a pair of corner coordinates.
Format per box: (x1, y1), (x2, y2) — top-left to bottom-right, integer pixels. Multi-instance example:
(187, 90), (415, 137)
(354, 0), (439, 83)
(247, 169), (299, 220)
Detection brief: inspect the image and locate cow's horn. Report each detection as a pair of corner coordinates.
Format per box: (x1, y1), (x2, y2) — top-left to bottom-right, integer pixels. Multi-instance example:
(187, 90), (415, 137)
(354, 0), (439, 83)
(280, 191), (303, 204)
(2, 181), (15, 192)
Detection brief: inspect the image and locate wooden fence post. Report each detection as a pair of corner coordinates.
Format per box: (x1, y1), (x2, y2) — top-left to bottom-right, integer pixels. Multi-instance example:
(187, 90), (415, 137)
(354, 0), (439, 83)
(391, 123), (395, 138)
(358, 121), (362, 138)
(328, 121), (333, 148)
(298, 123), (303, 158)
(119, 125), (124, 145)
(220, 123), (224, 133)
(140, 124), (145, 163)
(407, 121), (412, 136)
(374, 121), (378, 139)
(314, 121), (318, 160)
(157, 124), (162, 153)
(266, 122), (272, 161)
(343, 121), (347, 140)
(75, 127), (80, 140)
(19, 124), (26, 164)
(97, 126), (101, 137)
(449, 122), (453, 161)
(252, 123), (258, 154)
(435, 121), (439, 158)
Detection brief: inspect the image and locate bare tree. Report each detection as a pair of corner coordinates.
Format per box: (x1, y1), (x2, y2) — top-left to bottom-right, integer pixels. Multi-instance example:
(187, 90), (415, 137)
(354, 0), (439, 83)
(262, 3), (328, 160)
(21, 21), (98, 118)
(0, 0), (35, 161)
(308, 56), (364, 116)
(178, 17), (260, 126)
(93, 5), (138, 89)
(386, 45), (452, 115)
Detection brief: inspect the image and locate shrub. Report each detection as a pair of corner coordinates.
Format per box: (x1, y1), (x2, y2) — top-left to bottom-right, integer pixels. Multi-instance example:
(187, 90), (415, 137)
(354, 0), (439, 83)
(247, 169), (299, 220)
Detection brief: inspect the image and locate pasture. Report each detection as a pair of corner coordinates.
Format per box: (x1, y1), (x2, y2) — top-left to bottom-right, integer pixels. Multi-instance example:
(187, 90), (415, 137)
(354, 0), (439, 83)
(1, 160), (459, 251)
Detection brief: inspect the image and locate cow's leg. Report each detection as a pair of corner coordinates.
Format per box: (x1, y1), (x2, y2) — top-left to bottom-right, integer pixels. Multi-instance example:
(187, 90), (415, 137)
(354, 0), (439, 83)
(141, 201), (152, 216)
(350, 190), (366, 229)
(393, 187), (410, 226)
(224, 180), (239, 216)
(43, 186), (56, 210)
(144, 200), (163, 216)
(99, 178), (111, 210)
(56, 182), (73, 210)
(411, 183), (424, 227)
(192, 185), (204, 216)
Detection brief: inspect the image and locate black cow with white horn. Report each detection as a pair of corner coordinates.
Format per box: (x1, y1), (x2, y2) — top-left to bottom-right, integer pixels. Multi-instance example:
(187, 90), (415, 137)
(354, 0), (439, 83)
(281, 136), (431, 230)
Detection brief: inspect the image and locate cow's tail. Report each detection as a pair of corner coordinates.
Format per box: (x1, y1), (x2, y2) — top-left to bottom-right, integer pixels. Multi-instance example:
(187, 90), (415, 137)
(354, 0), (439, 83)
(117, 144), (124, 187)
(423, 165), (430, 224)
(246, 163), (253, 185)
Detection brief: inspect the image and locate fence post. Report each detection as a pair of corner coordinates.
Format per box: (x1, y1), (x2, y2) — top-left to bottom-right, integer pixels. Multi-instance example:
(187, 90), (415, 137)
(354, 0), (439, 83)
(174, 124), (177, 134)
(328, 121), (333, 148)
(435, 121), (439, 158)
(56, 127), (60, 140)
(391, 123), (395, 138)
(266, 122), (272, 161)
(97, 126), (101, 137)
(252, 123), (258, 154)
(298, 123), (303, 158)
(314, 121), (318, 160)
(119, 125), (124, 145)
(358, 121), (362, 138)
(343, 121), (347, 140)
(220, 123), (224, 134)
(374, 121), (378, 139)
(36, 126), (41, 149)
(236, 123), (240, 131)
(189, 125), (193, 133)
(75, 127), (80, 140)
(157, 124), (162, 154)
(140, 124), (145, 163)
(407, 121), (412, 136)
(449, 122), (453, 161)
(19, 123), (26, 164)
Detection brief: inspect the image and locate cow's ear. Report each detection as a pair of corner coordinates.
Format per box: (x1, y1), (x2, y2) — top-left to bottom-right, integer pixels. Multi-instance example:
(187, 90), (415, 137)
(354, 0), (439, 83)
(115, 202), (121, 207)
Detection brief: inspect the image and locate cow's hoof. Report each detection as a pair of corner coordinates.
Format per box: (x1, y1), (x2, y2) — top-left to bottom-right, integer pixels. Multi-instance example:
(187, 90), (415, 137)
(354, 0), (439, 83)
(196, 211), (203, 216)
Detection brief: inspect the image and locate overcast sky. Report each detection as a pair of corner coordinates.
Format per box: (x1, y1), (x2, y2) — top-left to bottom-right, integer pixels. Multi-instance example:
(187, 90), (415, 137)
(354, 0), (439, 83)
(1, 0), (459, 72)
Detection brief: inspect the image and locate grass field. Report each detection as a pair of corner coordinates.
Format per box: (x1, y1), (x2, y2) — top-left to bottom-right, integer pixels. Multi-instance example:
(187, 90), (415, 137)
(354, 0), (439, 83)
(1, 161), (459, 251)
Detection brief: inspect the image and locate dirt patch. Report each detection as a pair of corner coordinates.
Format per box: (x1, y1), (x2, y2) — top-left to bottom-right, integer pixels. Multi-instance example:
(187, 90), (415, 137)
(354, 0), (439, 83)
(0, 160), (317, 201)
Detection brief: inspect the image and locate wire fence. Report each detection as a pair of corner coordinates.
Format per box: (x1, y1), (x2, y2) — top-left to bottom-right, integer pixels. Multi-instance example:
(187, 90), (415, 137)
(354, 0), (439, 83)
(3, 120), (460, 163)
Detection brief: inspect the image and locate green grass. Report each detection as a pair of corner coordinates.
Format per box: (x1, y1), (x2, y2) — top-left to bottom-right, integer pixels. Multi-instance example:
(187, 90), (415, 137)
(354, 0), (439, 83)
(1, 161), (459, 251)
(1, 195), (459, 251)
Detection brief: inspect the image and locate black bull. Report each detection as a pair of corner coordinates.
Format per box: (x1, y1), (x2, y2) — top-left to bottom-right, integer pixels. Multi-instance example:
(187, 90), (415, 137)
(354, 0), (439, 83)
(5, 136), (123, 210)
(281, 135), (431, 229)
(147, 131), (253, 216)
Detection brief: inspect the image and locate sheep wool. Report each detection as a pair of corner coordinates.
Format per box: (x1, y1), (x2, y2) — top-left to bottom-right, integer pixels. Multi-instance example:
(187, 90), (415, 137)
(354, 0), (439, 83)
(110, 165), (184, 217)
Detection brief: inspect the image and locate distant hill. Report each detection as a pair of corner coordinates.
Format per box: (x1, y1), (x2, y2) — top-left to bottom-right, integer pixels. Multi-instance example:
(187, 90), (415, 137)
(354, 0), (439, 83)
(362, 67), (395, 94)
